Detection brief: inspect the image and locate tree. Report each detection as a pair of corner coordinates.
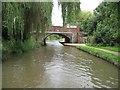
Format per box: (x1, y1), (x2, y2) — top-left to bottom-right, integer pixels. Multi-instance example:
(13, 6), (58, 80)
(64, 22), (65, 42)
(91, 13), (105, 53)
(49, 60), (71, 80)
(2, 2), (53, 53)
(76, 11), (93, 32)
(58, 2), (81, 26)
(93, 2), (119, 46)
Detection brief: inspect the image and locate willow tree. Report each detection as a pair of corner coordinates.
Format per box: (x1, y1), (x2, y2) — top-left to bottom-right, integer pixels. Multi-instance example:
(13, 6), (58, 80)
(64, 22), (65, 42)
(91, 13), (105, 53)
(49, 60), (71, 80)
(2, 2), (52, 40)
(2, 3), (25, 41)
(36, 2), (52, 44)
(58, 1), (81, 26)
(23, 2), (52, 43)
(2, 2), (53, 53)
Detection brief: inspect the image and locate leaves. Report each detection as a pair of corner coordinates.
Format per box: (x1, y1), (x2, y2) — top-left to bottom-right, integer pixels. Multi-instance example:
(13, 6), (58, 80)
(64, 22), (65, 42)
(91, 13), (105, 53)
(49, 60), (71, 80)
(58, 2), (80, 25)
(2, 2), (53, 53)
(2, 2), (52, 41)
(93, 2), (119, 46)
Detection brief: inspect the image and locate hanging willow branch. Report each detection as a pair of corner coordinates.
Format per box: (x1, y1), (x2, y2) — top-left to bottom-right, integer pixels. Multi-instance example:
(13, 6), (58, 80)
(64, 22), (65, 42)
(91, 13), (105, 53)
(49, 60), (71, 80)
(58, 1), (81, 26)
(2, 2), (53, 42)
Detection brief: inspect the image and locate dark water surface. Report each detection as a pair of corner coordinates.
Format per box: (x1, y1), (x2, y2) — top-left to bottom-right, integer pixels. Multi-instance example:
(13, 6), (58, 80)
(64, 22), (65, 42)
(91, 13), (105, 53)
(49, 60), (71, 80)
(2, 41), (119, 88)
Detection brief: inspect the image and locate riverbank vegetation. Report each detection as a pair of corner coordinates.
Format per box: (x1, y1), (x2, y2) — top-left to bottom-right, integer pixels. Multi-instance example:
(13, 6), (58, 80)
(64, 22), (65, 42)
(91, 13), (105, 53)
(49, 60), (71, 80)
(73, 2), (120, 68)
(2, 2), (81, 58)
(77, 46), (120, 67)
(2, 2), (53, 59)
(87, 44), (120, 52)
(58, 2), (80, 26)
(76, 2), (120, 47)
(2, 2), (119, 55)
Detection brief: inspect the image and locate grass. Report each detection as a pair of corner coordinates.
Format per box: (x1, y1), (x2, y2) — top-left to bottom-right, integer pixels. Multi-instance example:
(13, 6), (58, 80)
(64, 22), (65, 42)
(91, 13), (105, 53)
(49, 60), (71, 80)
(99, 46), (119, 52)
(76, 46), (120, 65)
(87, 44), (120, 52)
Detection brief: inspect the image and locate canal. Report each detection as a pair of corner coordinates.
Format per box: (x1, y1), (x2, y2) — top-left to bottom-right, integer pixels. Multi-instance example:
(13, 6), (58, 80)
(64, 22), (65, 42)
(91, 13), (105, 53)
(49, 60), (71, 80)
(2, 41), (119, 88)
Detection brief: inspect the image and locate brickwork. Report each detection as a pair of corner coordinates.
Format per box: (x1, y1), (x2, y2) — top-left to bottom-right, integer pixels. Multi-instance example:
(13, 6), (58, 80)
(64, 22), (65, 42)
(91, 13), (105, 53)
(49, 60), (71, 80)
(49, 24), (86, 42)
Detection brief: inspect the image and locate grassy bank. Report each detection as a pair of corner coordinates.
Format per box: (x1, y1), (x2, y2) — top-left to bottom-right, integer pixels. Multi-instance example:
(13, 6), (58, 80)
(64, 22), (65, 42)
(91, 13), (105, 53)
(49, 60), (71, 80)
(98, 46), (119, 52)
(76, 46), (120, 68)
(87, 44), (120, 52)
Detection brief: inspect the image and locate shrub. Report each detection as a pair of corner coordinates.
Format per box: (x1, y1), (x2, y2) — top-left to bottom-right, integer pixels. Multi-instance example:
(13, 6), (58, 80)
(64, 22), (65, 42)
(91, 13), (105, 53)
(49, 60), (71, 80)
(2, 38), (36, 54)
(22, 38), (36, 52)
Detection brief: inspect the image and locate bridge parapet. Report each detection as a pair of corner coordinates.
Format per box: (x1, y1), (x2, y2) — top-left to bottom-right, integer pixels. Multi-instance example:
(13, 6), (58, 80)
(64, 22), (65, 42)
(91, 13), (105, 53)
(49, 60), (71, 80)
(31, 24), (87, 45)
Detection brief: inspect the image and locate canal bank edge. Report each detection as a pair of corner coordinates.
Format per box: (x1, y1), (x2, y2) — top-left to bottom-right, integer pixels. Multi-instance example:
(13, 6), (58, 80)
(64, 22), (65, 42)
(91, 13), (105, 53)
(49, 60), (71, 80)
(64, 44), (120, 69)
(76, 46), (120, 69)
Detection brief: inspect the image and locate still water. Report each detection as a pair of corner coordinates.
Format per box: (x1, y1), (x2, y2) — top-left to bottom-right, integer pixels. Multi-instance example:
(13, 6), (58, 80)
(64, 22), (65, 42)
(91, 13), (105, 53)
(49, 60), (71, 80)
(2, 41), (119, 88)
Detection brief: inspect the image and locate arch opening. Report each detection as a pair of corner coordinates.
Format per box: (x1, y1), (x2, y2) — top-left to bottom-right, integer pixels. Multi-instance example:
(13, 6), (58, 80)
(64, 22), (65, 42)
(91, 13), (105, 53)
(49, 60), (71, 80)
(43, 33), (71, 45)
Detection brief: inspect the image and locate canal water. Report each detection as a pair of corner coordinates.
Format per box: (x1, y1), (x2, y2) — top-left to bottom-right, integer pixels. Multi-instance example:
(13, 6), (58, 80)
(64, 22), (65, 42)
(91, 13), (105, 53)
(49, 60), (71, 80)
(2, 41), (119, 88)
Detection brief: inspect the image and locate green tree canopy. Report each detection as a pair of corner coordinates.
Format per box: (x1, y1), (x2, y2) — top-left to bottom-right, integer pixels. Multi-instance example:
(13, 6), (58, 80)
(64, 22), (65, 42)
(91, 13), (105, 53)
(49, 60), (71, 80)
(58, 1), (81, 25)
(93, 2), (119, 46)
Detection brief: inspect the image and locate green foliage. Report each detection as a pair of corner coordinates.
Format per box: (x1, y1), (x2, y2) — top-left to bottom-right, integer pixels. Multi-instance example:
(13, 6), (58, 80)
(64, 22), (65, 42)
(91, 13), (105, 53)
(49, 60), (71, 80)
(87, 44), (120, 52)
(77, 46), (120, 64)
(46, 35), (61, 40)
(76, 11), (93, 32)
(2, 2), (53, 54)
(76, 2), (119, 46)
(12, 41), (23, 53)
(2, 40), (15, 54)
(100, 47), (119, 52)
(58, 2), (80, 25)
(2, 3), (25, 41)
(22, 38), (36, 52)
(2, 38), (36, 54)
(92, 2), (119, 46)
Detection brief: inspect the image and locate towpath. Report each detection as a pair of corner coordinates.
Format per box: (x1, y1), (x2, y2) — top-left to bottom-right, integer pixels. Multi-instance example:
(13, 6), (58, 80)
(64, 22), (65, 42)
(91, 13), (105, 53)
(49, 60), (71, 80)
(64, 43), (120, 56)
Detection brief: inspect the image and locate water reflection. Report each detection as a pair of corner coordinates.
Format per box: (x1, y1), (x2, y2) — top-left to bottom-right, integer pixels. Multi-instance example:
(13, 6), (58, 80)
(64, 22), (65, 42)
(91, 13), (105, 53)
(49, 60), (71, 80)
(2, 41), (119, 88)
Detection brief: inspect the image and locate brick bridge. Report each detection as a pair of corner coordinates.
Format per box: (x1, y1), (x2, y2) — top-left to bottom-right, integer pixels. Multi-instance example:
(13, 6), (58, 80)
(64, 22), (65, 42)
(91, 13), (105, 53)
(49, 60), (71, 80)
(43, 24), (87, 45)
(32, 24), (87, 45)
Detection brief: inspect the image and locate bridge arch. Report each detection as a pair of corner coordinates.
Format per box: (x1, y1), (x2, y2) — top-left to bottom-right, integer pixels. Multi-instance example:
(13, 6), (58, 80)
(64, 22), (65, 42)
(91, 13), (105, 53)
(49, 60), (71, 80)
(43, 33), (71, 45)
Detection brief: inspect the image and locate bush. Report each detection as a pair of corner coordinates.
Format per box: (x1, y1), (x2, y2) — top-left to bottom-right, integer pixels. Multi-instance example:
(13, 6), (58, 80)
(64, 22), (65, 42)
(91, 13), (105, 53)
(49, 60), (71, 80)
(22, 38), (36, 52)
(2, 38), (36, 54)
(12, 40), (23, 53)
(2, 40), (15, 54)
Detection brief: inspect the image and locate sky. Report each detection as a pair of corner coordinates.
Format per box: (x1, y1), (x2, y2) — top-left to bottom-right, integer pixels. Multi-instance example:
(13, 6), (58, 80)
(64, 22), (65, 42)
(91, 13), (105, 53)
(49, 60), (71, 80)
(52, 0), (103, 26)
(52, 0), (63, 26)
(80, 0), (103, 11)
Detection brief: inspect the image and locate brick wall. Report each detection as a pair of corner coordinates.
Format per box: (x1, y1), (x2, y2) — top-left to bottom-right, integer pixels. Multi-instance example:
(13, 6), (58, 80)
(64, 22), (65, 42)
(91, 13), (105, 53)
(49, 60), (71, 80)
(49, 24), (87, 43)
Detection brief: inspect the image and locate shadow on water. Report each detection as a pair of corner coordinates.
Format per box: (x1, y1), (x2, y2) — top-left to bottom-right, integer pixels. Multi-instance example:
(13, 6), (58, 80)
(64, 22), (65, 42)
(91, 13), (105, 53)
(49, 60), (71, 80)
(2, 40), (119, 88)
